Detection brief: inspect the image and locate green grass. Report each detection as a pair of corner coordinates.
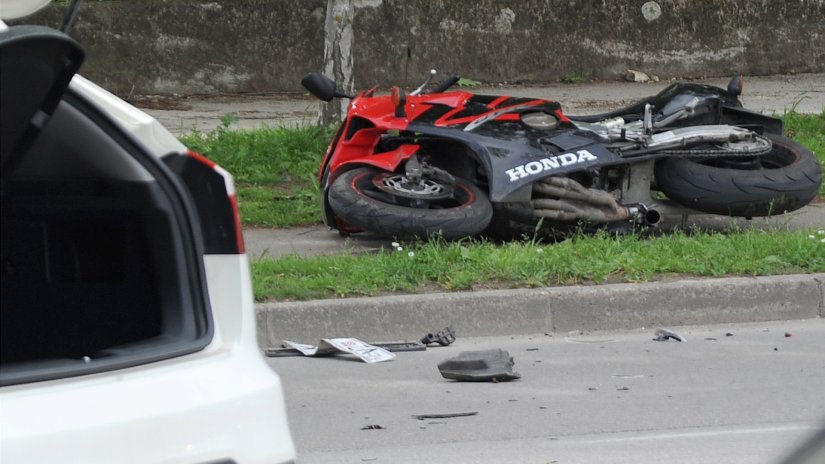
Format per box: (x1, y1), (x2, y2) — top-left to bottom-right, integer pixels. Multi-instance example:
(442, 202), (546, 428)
(783, 109), (825, 195)
(561, 70), (590, 84)
(179, 120), (332, 226)
(251, 229), (825, 301)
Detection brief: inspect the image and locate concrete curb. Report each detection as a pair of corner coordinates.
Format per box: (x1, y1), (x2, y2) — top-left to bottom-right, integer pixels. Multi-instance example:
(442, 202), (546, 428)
(256, 274), (825, 347)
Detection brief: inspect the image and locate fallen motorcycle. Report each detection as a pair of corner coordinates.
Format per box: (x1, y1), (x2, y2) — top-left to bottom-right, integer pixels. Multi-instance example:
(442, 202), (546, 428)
(302, 71), (822, 239)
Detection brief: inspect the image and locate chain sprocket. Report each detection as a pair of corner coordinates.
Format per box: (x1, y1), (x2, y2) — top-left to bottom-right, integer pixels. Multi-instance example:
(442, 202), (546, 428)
(659, 134), (773, 158)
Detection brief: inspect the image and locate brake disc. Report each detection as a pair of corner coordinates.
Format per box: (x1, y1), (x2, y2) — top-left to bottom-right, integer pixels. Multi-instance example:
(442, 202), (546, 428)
(373, 173), (453, 200)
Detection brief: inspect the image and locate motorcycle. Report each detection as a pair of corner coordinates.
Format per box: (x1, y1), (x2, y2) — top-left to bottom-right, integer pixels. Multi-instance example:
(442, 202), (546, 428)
(301, 71), (822, 240)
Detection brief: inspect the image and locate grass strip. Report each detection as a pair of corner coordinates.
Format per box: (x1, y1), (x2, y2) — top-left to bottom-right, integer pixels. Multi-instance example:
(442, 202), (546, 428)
(179, 122), (331, 226)
(251, 229), (825, 301)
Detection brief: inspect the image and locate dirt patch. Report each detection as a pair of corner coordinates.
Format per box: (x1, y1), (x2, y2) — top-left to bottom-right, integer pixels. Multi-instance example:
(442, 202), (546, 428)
(129, 96), (192, 111)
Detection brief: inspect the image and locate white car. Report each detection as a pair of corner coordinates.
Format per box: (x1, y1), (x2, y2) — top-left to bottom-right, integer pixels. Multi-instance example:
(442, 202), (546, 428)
(0, 5), (295, 464)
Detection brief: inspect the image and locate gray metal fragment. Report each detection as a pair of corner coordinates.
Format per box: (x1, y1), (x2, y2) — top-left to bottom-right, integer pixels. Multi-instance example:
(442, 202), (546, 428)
(437, 349), (521, 382)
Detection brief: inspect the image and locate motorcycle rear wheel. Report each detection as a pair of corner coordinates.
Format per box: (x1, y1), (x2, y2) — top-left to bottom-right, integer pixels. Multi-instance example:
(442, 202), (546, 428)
(328, 167), (493, 239)
(654, 134), (822, 217)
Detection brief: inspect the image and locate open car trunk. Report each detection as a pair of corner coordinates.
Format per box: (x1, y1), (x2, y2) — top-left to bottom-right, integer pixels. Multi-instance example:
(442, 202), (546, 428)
(1, 25), (212, 386)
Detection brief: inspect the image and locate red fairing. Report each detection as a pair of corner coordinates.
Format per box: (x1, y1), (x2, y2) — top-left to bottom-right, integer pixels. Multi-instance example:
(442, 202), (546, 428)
(321, 90), (568, 184)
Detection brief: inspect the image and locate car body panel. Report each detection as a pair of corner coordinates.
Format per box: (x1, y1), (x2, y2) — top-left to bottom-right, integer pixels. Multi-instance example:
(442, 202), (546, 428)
(1, 19), (295, 463)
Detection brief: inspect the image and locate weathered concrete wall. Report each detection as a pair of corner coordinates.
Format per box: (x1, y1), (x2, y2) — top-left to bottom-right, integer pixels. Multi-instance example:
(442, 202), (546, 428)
(18, 0), (825, 96)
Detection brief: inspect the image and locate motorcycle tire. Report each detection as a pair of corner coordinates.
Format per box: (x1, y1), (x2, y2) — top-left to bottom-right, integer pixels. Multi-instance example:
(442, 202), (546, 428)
(328, 167), (493, 239)
(654, 133), (822, 217)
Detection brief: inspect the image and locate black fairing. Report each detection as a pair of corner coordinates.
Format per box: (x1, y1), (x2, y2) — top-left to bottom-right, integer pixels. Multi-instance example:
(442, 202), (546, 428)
(569, 82), (739, 124)
(406, 94), (621, 202)
(569, 81), (782, 133)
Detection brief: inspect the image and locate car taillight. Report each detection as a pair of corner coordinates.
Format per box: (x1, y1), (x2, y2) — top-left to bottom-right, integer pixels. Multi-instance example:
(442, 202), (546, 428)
(164, 151), (245, 254)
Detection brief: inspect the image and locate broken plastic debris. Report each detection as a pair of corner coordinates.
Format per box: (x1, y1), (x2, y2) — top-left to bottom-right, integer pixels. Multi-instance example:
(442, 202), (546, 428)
(420, 326), (456, 346)
(280, 338), (396, 363)
(266, 340), (424, 357)
(361, 424), (384, 430)
(653, 328), (686, 342)
(437, 349), (521, 382)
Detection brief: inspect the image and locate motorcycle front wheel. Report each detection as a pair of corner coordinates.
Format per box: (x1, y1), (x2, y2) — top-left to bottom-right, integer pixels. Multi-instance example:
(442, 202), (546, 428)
(328, 167), (493, 239)
(654, 134), (822, 217)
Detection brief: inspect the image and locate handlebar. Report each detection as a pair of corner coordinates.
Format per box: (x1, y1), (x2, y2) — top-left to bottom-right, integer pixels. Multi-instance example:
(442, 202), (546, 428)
(430, 75), (461, 93)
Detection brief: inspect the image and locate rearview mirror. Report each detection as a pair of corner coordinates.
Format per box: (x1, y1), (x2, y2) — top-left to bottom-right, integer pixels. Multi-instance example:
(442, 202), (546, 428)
(727, 74), (744, 96)
(301, 73), (337, 102)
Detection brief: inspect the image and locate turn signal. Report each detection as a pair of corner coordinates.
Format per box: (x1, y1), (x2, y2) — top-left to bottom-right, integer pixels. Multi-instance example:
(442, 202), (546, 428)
(391, 86), (407, 118)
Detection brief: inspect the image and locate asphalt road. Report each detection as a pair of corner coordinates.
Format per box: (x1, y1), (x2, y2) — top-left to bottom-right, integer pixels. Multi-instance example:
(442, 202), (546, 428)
(269, 319), (825, 464)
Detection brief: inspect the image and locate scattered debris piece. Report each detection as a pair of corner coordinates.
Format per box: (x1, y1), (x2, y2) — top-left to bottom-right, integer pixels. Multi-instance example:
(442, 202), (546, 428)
(361, 424), (384, 430)
(785, 332), (792, 338)
(611, 374), (645, 379)
(625, 69), (659, 82)
(278, 338), (396, 363)
(653, 328), (686, 342)
(266, 340), (423, 358)
(369, 341), (426, 352)
(774, 347), (779, 351)
(588, 387), (598, 391)
(526, 348), (539, 351)
(617, 387), (630, 391)
(412, 412), (478, 420)
(565, 337), (617, 344)
(438, 349), (521, 382)
(420, 326), (456, 346)
(725, 332), (734, 337)
(704, 337), (717, 341)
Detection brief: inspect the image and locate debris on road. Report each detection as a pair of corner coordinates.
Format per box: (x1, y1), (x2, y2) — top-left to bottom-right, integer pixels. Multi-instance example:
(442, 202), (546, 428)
(726, 332), (734, 337)
(412, 412), (478, 420)
(277, 338), (396, 363)
(420, 326), (456, 346)
(360, 424), (384, 430)
(438, 349), (521, 382)
(785, 332), (792, 338)
(266, 340), (426, 357)
(267, 327), (455, 358)
(653, 328), (686, 342)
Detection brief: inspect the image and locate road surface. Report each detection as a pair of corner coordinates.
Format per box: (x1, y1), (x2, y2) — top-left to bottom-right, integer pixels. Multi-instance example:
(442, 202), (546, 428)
(269, 319), (825, 464)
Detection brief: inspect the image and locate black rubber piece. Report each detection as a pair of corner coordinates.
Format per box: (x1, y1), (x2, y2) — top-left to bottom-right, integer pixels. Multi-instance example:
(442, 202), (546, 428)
(654, 134), (822, 217)
(437, 349), (521, 382)
(328, 167), (493, 239)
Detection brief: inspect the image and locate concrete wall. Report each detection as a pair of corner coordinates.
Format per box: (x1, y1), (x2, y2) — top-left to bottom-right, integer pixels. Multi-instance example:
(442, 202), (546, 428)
(19, 0), (825, 96)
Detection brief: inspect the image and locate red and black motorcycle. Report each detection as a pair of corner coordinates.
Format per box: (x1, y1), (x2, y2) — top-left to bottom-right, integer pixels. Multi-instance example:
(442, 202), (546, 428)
(302, 71), (821, 239)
